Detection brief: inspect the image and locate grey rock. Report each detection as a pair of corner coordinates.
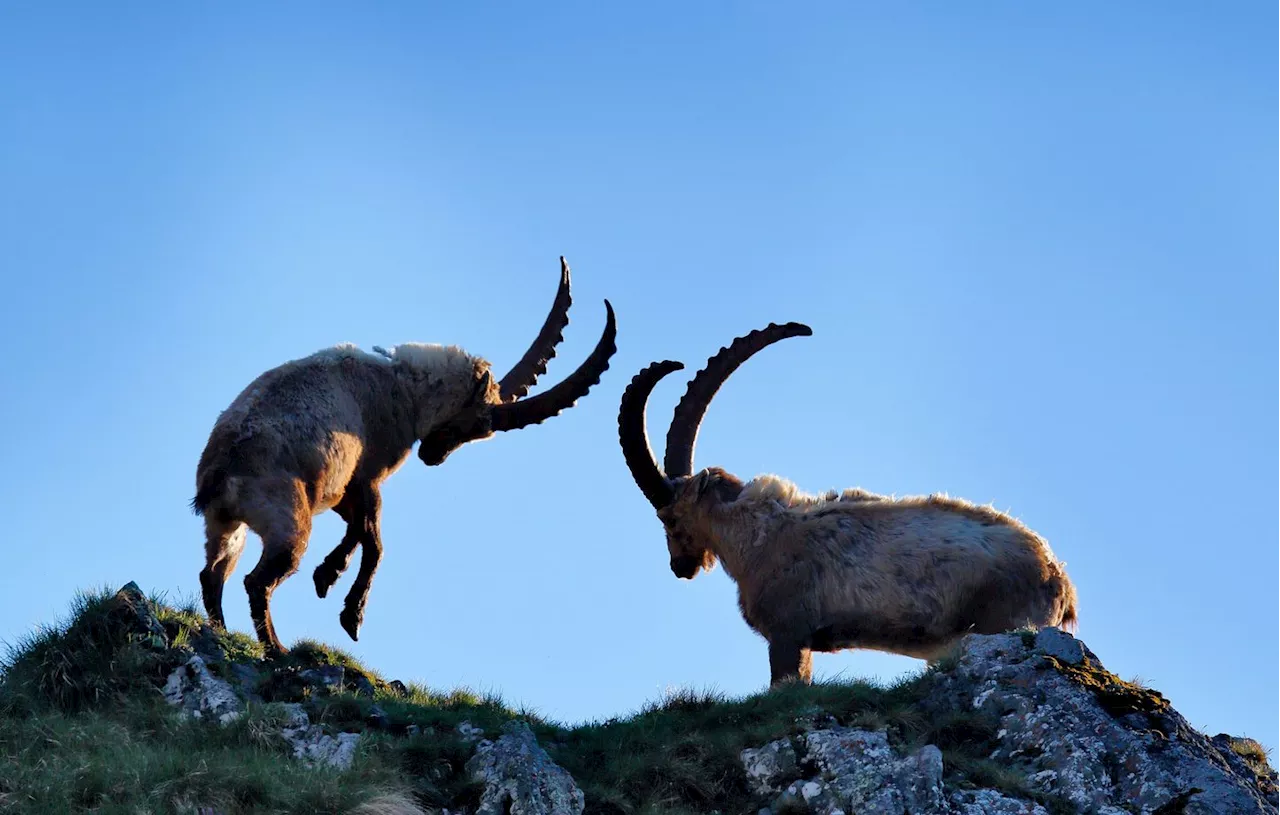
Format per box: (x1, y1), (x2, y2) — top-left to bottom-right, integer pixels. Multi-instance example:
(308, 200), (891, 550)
(746, 727), (946, 815)
(113, 582), (168, 647)
(365, 704), (389, 730)
(1033, 627), (1091, 665)
(465, 721), (584, 815)
(277, 703), (361, 770)
(949, 789), (1049, 814)
(351, 673), (379, 697)
(775, 777), (834, 813)
(162, 655), (244, 725)
(225, 662), (263, 703)
(276, 702), (310, 729)
(740, 737), (799, 796)
(456, 720), (485, 744)
(934, 627), (1278, 814)
(298, 665), (345, 693)
(801, 728), (946, 814)
(189, 624), (227, 662)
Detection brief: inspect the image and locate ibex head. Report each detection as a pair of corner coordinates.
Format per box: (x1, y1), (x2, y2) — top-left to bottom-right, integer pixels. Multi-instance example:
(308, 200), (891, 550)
(411, 257), (617, 466)
(617, 322), (812, 578)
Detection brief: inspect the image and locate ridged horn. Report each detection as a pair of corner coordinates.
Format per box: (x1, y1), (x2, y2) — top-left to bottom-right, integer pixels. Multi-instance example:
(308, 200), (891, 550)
(497, 257), (574, 402)
(489, 300), (617, 432)
(663, 322), (813, 478)
(618, 360), (685, 510)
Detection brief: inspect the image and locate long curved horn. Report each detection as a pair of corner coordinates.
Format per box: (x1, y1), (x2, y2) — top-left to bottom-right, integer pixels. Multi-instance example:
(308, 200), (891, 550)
(663, 322), (812, 478)
(489, 300), (617, 432)
(618, 360), (684, 510)
(497, 257), (573, 402)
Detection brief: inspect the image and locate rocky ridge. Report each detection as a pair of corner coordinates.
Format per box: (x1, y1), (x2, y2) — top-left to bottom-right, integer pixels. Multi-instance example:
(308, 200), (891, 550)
(7, 583), (1276, 815)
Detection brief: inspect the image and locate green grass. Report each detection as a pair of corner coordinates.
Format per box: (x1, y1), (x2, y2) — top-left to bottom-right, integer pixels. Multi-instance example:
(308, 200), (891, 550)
(0, 700), (408, 814)
(0, 585), (1076, 815)
(0, 585), (183, 717)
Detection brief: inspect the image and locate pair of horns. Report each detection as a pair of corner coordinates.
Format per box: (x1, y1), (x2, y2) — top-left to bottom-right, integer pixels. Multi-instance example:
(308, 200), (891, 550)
(618, 321), (813, 509)
(489, 257), (617, 433)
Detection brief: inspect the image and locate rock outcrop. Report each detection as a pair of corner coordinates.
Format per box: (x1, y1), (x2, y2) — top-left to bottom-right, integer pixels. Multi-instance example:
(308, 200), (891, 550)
(465, 721), (586, 815)
(737, 627), (1277, 814)
(276, 702), (362, 770)
(744, 728), (949, 814)
(161, 654), (244, 726)
(930, 627), (1277, 814)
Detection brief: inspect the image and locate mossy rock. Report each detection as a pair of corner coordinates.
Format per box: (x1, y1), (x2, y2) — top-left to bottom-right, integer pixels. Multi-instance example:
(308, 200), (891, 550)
(1041, 654), (1171, 719)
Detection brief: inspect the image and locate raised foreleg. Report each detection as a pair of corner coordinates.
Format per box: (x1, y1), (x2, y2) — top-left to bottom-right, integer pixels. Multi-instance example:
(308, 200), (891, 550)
(313, 496), (362, 599)
(337, 483), (383, 642)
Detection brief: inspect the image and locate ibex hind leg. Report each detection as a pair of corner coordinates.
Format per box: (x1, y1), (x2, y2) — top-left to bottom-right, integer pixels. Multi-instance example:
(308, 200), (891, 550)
(199, 516), (247, 630)
(242, 480), (313, 656)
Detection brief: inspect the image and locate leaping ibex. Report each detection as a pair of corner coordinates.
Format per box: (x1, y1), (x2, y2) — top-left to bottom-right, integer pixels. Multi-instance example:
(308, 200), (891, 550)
(617, 322), (1077, 684)
(193, 257), (616, 654)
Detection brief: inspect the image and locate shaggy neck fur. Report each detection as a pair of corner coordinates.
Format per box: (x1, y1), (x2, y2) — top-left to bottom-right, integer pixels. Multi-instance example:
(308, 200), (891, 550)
(385, 342), (494, 436)
(698, 474), (885, 581)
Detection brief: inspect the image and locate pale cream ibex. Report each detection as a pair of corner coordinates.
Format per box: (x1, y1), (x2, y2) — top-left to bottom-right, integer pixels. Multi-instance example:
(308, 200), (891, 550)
(618, 322), (1078, 684)
(193, 257), (616, 655)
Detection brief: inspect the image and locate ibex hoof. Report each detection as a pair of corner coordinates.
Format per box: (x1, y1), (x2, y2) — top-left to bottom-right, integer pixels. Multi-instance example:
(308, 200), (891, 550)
(339, 608), (362, 642)
(313, 565), (338, 599)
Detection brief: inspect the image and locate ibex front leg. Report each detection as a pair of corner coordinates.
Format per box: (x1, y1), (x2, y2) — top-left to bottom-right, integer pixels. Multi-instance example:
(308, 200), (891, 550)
(768, 636), (813, 686)
(313, 496), (362, 599)
(339, 484), (383, 642)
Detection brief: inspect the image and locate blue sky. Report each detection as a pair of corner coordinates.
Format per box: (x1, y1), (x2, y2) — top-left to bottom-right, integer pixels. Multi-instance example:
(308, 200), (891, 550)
(1, 3), (1275, 752)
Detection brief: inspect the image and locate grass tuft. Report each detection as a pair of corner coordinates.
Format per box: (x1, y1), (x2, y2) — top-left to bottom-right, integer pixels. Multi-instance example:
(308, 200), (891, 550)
(0, 585), (185, 716)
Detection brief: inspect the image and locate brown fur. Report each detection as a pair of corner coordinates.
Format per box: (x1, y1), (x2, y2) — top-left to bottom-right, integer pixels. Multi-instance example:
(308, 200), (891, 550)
(193, 344), (500, 654)
(658, 467), (1079, 685)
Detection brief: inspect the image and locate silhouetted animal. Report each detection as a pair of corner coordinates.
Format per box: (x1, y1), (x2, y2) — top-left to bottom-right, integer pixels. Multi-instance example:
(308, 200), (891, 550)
(194, 257), (616, 654)
(617, 322), (1077, 684)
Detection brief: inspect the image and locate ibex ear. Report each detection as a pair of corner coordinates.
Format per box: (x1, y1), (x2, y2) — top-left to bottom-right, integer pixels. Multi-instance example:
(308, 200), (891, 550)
(697, 468), (744, 504)
(695, 471), (715, 500)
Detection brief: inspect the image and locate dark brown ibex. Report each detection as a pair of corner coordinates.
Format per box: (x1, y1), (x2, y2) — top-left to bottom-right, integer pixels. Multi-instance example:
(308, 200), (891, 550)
(193, 257), (616, 654)
(618, 322), (1078, 684)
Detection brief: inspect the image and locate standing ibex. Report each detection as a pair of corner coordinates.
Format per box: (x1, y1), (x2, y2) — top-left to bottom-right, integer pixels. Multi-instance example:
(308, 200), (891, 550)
(617, 322), (1078, 684)
(193, 257), (616, 655)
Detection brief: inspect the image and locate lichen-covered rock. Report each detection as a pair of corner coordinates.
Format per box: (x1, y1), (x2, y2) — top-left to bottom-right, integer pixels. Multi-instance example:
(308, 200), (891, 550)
(801, 728), (946, 814)
(931, 628), (1278, 814)
(743, 727), (950, 815)
(740, 737), (799, 796)
(162, 654), (243, 725)
(949, 789), (1050, 814)
(277, 702), (361, 770)
(465, 721), (584, 815)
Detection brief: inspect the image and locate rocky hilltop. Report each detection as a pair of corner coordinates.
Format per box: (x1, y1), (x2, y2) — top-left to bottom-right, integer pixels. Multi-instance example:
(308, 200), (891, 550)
(0, 583), (1274, 814)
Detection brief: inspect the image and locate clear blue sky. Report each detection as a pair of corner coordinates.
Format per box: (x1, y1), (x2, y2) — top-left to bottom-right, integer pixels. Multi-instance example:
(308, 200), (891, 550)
(1, 3), (1275, 753)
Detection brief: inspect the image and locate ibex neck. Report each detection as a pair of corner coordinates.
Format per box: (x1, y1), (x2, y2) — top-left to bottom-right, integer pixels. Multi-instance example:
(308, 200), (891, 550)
(705, 510), (770, 583)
